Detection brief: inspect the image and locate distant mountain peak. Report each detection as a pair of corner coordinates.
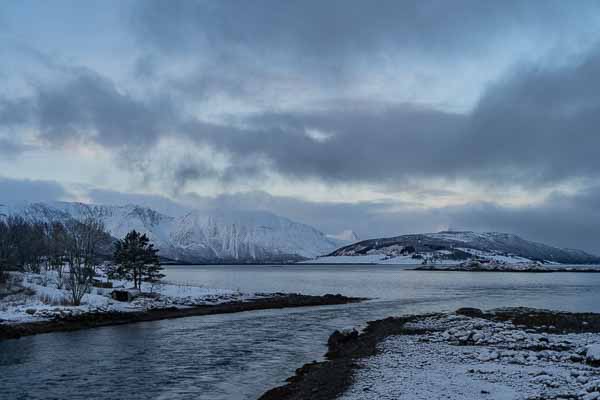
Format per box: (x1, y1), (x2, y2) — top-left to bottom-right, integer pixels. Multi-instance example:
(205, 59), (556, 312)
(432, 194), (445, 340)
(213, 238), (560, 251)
(2, 201), (340, 263)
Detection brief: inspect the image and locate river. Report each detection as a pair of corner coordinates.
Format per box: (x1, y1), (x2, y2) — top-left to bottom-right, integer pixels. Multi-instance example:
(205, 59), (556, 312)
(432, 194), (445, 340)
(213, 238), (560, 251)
(2, 264), (600, 400)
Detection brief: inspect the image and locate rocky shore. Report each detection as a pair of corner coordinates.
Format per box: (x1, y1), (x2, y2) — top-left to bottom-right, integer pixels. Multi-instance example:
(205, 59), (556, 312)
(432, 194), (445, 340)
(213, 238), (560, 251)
(0, 293), (363, 341)
(260, 308), (600, 400)
(415, 260), (600, 272)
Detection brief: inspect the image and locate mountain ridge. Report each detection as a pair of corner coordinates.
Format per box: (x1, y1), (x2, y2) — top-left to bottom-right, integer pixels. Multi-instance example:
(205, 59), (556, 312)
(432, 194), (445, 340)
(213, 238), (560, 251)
(0, 201), (345, 264)
(321, 230), (600, 265)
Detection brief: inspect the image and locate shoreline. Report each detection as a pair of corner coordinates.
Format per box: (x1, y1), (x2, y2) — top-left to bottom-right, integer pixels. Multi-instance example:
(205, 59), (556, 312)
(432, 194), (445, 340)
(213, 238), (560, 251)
(414, 267), (600, 272)
(259, 307), (600, 400)
(0, 293), (364, 341)
(296, 262), (600, 271)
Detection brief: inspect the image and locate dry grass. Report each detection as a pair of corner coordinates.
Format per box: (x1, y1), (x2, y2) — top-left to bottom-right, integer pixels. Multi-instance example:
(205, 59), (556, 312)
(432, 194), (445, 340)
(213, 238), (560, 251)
(38, 293), (72, 306)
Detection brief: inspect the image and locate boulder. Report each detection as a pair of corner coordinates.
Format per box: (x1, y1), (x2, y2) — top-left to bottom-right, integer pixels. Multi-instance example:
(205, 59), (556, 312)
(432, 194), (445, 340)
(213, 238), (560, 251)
(586, 344), (600, 366)
(456, 308), (484, 318)
(111, 289), (141, 302)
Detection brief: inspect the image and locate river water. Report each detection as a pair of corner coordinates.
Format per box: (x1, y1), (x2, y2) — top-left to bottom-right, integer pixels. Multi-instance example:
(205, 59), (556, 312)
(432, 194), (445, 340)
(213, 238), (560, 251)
(2, 265), (600, 400)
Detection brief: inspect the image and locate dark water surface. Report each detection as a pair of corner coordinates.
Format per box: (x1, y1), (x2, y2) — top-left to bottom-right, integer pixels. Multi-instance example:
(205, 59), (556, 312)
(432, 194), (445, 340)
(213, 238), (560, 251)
(2, 265), (600, 400)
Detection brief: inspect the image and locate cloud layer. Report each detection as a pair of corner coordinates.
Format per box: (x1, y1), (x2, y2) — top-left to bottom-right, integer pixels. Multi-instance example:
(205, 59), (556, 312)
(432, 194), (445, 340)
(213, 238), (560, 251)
(1, 1), (600, 252)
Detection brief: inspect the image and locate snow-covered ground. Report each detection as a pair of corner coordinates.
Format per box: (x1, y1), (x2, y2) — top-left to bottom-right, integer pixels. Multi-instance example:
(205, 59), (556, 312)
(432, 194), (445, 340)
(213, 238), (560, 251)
(0, 271), (253, 325)
(341, 313), (600, 400)
(417, 260), (600, 272)
(304, 253), (600, 270)
(301, 254), (423, 265)
(303, 253), (533, 266)
(457, 247), (533, 264)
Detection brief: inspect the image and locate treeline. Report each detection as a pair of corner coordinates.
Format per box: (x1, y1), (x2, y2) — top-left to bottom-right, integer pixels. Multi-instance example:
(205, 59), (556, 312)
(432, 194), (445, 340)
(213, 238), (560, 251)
(0, 217), (164, 305)
(0, 216), (111, 273)
(0, 216), (112, 304)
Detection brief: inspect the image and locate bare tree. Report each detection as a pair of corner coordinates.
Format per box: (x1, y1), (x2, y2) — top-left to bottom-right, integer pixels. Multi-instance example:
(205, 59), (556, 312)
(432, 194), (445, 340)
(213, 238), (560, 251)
(6, 216), (30, 270)
(64, 218), (109, 305)
(0, 220), (11, 284)
(48, 222), (68, 289)
(27, 222), (47, 274)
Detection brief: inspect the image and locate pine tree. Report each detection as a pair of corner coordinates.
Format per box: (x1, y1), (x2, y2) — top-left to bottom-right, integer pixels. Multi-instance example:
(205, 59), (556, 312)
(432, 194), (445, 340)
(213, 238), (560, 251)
(112, 230), (162, 290)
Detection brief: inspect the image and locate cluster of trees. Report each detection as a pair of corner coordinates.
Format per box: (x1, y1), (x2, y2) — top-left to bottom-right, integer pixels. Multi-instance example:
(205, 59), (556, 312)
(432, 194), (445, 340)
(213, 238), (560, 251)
(0, 216), (164, 305)
(0, 216), (112, 304)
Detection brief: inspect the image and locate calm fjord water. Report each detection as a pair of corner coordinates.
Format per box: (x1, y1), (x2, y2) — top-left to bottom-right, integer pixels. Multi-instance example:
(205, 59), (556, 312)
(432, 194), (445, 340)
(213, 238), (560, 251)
(2, 264), (600, 400)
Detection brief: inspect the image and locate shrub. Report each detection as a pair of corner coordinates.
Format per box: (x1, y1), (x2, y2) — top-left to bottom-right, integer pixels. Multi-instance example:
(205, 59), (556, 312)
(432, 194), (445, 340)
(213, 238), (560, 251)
(38, 293), (72, 306)
(92, 279), (113, 288)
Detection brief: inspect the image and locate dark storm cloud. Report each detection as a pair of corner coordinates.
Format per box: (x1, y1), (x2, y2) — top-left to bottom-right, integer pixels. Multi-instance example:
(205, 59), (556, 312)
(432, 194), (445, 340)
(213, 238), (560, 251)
(5, 45), (600, 190)
(171, 43), (600, 187)
(0, 177), (68, 205)
(0, 97), (33, 126)
(34, 69), (175, 150)
(118, 0), (600, 188)
(128, 0), (600, 104)
(132, 0), (591, 63)
(182, 105), (465, 183)
(456, 54), (600, 183)
(8, 49), (600, 188)
(3, 0), (600, 191)
(0, 98), (34, 157)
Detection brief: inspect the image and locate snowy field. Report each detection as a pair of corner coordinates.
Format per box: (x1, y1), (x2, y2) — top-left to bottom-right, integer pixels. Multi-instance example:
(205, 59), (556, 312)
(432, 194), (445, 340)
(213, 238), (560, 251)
(301, 254), (424, 265)
(341, 313), (600, 400)
(303, 250), (537, 265)
(0, 271), (253, 325)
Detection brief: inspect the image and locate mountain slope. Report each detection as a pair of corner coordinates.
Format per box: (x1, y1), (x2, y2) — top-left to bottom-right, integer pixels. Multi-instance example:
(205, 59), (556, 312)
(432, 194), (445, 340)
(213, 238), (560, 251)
(0, 202), (343, 263)
(317, 231), (600, 265)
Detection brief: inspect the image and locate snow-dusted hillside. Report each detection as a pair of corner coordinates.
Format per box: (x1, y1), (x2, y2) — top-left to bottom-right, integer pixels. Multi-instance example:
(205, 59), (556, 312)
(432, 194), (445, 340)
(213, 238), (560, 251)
(0, 202), (343, 263)
(308, 231), (600, 265)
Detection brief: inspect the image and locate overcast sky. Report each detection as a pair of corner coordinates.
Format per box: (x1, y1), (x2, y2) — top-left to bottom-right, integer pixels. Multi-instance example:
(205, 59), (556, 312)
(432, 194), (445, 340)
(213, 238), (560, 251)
(2, 0), (600, 252)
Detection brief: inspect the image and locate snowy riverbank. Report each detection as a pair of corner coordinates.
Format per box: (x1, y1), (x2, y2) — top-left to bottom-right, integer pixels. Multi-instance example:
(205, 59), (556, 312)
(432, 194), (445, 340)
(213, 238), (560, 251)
(0, 271), (249, 325)
(260, 308), (600, 400)
(0, 271), (363, 340)
(343, 312), (600, 400)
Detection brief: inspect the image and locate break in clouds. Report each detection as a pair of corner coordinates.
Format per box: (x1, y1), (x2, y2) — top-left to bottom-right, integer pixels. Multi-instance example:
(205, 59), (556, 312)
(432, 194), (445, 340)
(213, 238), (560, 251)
(2, 0), (600, 251)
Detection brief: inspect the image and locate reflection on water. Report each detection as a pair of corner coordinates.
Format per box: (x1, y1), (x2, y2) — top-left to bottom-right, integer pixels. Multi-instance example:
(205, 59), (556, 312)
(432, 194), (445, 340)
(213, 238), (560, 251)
(2, 265), (600, 400)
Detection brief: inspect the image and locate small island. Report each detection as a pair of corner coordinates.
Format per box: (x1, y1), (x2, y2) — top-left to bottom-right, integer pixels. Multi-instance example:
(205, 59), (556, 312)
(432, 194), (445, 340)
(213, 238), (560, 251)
(415, 259), (600, 272)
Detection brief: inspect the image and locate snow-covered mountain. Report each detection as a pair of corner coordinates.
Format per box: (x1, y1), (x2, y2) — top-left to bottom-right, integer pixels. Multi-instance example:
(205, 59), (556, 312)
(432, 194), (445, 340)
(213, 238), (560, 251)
(0, 202), (345, 263)
(310, 230), (600, 265)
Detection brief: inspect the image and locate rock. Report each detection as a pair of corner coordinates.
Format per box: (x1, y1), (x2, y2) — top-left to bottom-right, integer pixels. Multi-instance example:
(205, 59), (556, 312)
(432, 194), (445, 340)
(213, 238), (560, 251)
(111, 289), (140, 302)
(472, 333), (484, 342)
(477, 351), (499, 362)
(25, 308), (36, 315)
(578, 376), (590, 384)
(456, 307), (484, 318)
(327, 328), (359, 356)
(586, 344), (600, 366)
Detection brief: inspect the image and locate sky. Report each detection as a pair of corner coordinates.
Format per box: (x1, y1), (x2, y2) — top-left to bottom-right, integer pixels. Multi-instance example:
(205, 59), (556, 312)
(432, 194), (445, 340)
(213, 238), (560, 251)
(1, 0), (600, 253)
